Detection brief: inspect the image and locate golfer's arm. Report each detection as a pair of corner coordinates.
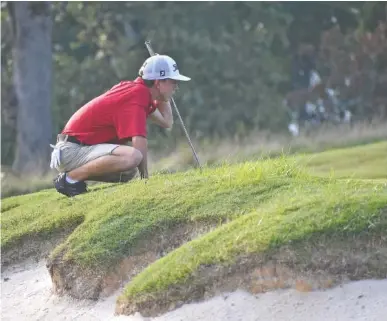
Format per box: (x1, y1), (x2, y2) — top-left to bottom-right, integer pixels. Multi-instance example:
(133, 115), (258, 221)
(149, 101), (173, 128)
(132, 136), (148, 178)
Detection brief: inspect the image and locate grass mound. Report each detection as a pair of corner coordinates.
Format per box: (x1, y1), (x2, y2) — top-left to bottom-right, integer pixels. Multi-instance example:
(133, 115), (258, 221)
(1, 190), (85, 256)
(1, 141), (386, 314)
(1, 158), (301, 270)
(116, 173), (386, 312)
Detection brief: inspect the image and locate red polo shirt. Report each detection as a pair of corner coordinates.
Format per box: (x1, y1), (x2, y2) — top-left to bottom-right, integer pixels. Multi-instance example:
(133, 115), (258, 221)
(62, 78), (157, 145)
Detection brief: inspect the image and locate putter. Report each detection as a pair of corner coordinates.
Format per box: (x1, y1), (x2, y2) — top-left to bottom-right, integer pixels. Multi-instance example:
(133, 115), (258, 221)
(145, 40), (202, 169)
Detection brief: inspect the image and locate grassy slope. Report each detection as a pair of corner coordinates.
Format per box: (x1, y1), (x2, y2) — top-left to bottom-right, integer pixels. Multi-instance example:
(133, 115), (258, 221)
(1, 141), (386, 303)
(118, 141), (387, 303)
(298, 141), (387, 179)
(2, 160), (295, 269)
(118, 174), (386, 305)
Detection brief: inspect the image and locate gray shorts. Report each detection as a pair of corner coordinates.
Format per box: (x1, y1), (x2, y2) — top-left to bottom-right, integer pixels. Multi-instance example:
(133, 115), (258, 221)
(51, 135), (137, 183)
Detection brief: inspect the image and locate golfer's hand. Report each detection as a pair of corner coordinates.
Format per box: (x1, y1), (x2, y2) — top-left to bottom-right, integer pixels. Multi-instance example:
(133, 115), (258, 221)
(140, 171), (149, 180)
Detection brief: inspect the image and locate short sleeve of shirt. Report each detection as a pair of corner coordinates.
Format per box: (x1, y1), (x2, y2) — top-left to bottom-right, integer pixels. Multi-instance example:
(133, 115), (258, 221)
(114, 104), (147, 139)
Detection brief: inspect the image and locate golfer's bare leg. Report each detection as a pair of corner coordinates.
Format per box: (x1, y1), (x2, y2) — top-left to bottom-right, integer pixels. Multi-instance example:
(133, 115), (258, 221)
(87, 169), (138, 183)
(67, 146), (142, 181)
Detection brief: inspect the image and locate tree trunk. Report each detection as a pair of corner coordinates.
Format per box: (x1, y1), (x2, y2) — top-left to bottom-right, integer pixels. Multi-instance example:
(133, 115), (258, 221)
(10, 2), (53, 175)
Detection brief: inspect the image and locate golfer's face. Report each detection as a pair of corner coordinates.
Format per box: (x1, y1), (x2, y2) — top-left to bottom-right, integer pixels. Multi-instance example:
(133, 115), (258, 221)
(158, 79), (178, 99)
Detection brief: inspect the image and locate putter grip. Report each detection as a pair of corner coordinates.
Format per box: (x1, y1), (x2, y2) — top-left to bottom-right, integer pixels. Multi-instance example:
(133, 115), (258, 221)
(145, 41), (156, 56)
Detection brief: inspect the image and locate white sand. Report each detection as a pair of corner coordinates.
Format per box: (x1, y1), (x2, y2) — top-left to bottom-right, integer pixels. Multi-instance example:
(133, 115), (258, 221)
(1, 260), (387, 321)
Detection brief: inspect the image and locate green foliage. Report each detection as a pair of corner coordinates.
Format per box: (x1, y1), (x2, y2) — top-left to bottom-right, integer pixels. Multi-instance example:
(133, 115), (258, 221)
(317, 22), (387, 119)
(49, 2), (292, 143)
(1, 2), (386, 166)
(1, 6), (16, 166)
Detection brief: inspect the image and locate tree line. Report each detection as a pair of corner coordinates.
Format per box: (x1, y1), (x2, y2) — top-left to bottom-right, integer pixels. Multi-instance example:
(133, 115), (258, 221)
(1, 2), (386, 174)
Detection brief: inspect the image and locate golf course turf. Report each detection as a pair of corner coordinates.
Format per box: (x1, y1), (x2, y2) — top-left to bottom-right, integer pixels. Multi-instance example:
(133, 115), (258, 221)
(1, 141), (386, 316)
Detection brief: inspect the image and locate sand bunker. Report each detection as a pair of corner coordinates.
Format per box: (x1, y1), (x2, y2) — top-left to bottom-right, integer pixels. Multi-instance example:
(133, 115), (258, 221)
(1, 260), (386, 321)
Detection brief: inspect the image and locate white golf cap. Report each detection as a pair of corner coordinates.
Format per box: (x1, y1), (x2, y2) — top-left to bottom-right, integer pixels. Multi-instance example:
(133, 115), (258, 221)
(139, 55), (191, 81)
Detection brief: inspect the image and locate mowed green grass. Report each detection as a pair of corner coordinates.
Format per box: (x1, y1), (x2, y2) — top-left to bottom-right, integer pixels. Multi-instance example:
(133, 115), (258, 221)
(118, 177), (386, 306)
(1, 141), (386, 306)
(298, 141), (387, 179)
(1, 159), (296, 268)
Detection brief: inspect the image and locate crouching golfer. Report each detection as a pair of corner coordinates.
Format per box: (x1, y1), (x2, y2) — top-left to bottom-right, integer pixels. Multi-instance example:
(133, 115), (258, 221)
(50, 55), (190, 197)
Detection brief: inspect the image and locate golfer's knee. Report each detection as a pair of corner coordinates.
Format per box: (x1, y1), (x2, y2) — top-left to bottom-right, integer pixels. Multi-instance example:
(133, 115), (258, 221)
(133, 149), (143, 166)
(125, 148), (142, 168)
(114, 146), (143, 169)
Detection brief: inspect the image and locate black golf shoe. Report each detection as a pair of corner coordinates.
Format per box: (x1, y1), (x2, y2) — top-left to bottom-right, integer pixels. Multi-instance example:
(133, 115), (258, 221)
(54, 173), (87, 197)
